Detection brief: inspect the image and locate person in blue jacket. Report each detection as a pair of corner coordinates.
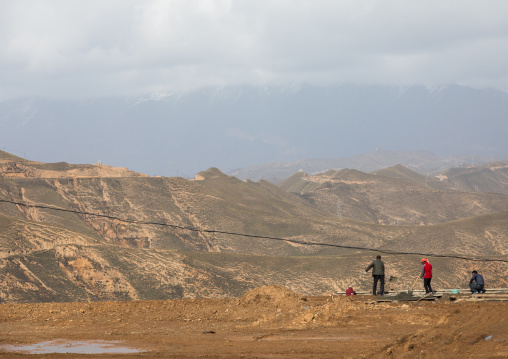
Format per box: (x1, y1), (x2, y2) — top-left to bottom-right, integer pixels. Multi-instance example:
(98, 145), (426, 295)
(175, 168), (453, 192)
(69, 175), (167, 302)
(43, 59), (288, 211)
(469, 270), (485, 294)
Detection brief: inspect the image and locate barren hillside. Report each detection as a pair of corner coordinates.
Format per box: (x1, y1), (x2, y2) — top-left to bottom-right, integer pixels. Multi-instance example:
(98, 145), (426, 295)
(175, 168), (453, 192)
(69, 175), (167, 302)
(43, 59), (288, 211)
(440, 162), (508, 195)
(0, 152), (507, 303)
(280, 166), (508, 225)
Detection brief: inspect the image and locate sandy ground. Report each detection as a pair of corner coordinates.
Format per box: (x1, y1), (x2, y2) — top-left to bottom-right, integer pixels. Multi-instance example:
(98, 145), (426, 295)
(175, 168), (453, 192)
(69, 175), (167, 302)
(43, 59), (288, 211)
(0, 286), (507, 358)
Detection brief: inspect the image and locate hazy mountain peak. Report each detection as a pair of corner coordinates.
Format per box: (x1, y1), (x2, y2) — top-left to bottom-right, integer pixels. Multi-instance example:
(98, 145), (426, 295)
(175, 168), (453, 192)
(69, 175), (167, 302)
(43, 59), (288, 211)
(195, 167), (230, 180)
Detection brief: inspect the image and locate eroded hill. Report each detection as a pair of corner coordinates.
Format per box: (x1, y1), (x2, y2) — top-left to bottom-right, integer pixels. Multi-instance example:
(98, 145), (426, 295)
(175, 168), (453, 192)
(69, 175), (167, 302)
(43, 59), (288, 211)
(280, 165), (508, 225)
(0, 151), (507, 303)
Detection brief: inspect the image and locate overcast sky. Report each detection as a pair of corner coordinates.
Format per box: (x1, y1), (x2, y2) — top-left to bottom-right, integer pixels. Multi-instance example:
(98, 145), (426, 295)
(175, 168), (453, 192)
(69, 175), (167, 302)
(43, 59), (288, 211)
(2, 0), (508, 100)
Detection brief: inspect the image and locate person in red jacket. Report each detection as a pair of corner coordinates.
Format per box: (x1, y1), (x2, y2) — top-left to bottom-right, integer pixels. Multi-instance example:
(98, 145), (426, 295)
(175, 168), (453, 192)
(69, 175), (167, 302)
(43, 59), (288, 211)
(345, 287), (357, 296)
(420, 258), (433, 294)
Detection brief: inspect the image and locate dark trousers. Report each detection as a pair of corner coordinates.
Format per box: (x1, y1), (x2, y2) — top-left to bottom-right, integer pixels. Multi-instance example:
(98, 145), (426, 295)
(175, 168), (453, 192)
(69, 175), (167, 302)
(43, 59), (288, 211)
(470, 282), (484, 294)
(423, 278), (433, 293)
(372, 275), (385, 295)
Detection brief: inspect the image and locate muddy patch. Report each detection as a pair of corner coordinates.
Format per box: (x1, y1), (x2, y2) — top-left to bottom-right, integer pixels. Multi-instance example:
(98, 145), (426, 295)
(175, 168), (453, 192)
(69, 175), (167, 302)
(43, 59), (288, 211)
(0, 339), (147, 354)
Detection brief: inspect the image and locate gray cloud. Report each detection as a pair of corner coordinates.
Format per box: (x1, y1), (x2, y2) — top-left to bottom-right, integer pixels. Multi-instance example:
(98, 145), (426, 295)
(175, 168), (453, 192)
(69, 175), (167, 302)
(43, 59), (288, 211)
(1, 0), (508, 99)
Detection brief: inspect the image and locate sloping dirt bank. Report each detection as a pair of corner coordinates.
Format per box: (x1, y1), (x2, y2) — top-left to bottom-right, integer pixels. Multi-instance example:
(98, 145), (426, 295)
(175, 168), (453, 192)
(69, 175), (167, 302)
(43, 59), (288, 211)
(0, 285), (507, 358)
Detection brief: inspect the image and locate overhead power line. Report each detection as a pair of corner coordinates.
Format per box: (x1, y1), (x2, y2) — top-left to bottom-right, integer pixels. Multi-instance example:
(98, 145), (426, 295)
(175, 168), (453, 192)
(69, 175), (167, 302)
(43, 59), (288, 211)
(0, 197), (507, 263)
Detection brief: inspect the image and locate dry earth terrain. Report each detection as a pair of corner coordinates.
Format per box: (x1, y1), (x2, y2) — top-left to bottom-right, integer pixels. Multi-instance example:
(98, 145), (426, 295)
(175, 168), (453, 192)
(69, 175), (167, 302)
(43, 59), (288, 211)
(1, 285), (507, 358)
(1, 151), (508, 358)
(1, 150), (508, 302)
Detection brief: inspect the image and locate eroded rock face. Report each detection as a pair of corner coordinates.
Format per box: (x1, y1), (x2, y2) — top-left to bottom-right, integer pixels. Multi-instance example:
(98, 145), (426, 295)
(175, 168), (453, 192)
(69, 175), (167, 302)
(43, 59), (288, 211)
(1, 153), (508, 303)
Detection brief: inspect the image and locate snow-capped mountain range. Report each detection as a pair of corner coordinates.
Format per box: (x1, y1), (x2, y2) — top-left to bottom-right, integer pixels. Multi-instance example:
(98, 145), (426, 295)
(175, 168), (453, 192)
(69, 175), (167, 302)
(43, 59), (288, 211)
(1, 84), (507, 178)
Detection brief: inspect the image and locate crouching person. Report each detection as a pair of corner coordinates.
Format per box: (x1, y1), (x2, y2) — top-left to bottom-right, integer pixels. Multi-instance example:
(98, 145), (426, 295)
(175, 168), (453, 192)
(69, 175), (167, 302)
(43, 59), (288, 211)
(469, 270), (485, 294)
(346, 286), (357, 296)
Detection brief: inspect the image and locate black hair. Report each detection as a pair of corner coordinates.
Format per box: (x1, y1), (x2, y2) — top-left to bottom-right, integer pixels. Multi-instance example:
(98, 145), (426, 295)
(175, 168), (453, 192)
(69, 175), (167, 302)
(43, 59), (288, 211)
(472, 270), (478, 274)
(376, 255), (381, 259)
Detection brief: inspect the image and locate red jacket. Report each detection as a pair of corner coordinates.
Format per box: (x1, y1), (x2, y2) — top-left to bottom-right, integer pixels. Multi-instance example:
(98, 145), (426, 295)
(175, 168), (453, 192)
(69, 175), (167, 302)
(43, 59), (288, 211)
(346, 287), (356, 296)
(421, 263), (432, 278)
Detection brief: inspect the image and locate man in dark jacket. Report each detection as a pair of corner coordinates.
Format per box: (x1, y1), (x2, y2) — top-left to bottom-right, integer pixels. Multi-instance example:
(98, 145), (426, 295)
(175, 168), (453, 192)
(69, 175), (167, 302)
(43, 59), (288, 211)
(469, 270), (485, 294)
(365, 255), (385, 295)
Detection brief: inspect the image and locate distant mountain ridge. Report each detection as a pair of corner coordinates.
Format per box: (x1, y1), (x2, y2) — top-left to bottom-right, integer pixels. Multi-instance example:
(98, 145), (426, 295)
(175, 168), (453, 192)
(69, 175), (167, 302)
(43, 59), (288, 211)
(279, 163), (508, 225)
(0, 150), (146, 179)
(1, 84), (508, 177)
(228, 150), (501, 183)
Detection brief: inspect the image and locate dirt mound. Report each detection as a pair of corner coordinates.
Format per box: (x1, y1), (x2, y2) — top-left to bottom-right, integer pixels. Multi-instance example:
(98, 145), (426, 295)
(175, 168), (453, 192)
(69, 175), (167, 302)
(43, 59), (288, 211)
(237, 286), (368, 329)
(241, 285), (304, 306)
(237, 285), (310, 328)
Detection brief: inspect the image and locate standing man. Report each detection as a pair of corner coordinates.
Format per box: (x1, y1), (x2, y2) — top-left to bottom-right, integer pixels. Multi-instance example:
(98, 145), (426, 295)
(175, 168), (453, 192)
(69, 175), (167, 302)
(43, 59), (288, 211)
(365, 255), (385, 296)
(420, 258), (433, 294)
(469, 270), (485, 294)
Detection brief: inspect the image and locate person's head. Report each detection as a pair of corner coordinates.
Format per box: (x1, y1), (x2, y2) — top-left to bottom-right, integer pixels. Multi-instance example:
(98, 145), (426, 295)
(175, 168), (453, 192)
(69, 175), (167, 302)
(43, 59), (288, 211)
(376, 255), (381, 259)
(472, 270), (478, 274)
(421, 258), (428, 263)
